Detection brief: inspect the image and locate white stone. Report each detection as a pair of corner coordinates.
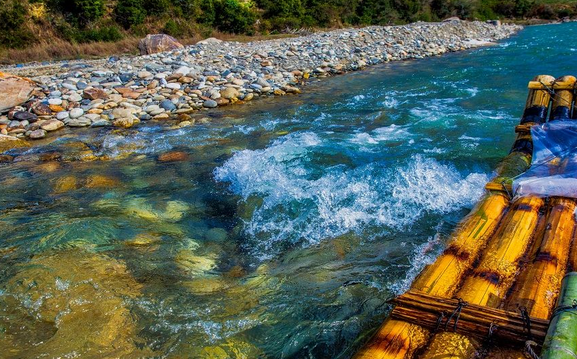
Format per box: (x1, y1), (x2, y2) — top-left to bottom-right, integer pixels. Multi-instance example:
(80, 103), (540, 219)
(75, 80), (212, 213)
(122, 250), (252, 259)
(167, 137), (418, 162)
(69, 108), (84, 119)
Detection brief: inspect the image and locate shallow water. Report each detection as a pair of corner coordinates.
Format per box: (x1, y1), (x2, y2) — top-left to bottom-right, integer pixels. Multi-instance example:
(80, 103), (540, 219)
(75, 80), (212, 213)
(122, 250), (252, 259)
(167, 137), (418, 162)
(1, 22), (577, 358)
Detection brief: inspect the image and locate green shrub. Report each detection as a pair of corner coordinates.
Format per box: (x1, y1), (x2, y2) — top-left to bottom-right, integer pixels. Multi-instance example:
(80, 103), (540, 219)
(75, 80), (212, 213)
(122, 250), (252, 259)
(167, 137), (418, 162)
(0, 0), (34, 48)
(49, 0), (105, 25)
(115, 0), (147, 28)
(201, 0), (216, 26)
(143, 0), (171, 15)
(163, 19), (183, 36)
(213, 0), (256, 34)
(62, 25), (124, 43)
(174, 0), (203, 18)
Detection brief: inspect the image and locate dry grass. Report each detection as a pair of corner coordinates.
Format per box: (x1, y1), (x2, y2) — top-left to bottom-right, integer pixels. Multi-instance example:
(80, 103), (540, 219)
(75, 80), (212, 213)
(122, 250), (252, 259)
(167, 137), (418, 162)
(0, 31), (298, 66)
(0, 38), (139, 65)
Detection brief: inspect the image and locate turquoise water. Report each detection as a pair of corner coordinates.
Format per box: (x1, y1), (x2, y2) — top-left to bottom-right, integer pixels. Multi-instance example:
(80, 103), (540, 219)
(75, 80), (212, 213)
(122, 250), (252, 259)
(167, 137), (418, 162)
(1, 23), (577, 358)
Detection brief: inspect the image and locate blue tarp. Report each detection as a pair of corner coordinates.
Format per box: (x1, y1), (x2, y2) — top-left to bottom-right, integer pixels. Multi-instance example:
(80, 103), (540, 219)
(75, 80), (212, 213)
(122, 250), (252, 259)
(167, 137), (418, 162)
(513, 121), (577, 199)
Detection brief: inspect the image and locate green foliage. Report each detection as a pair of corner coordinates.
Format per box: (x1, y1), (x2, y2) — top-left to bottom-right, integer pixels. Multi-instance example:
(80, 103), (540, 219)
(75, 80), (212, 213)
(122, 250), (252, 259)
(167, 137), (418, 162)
(143, 0), (171, 15)
(213, 0), (256, 34)
(163, 19), (183, 36)
(115, 0), (146, 28)
(174, 0), (203, 17)
(75, 26), (124, 42)
(49, 0), (105, 24)
(2, 0), (577, 50)
(0, 0), (34, 48)
(200, 0), (216, 25)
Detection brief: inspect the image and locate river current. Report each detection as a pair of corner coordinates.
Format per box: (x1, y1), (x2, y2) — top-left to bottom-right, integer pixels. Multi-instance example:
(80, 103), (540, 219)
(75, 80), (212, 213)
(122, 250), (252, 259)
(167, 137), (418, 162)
(1, 22), (576, 358)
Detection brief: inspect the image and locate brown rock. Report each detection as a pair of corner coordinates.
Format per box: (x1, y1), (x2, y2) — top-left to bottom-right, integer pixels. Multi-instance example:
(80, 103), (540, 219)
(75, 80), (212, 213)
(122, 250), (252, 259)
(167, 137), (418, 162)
(0, 72), (36, 113)
(0, 134), (29, 152)
(40, 119), (64, 132)
(113, 118), (135, 128)
(83, 88), (108, 100)
(86, 175), (121, 189)
(138, 34), (184, 55)
(0, 154), (14, 162)
(115, 87), (142, 100)
(216, 98), (230, 106)
(49, 104), (65, 112)
(39, 152), (62, 162)
(54, 176), (78, 193)
(158, 151), (189, 162)
(29, 129), (46, 140)
(220, 87), (240, 100)
(32, 102), (52, 116)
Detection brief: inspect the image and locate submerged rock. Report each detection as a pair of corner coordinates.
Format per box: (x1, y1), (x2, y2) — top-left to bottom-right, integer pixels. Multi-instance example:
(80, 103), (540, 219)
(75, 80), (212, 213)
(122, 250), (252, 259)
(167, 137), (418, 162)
(0, 134), (29, 152)
(0, 249), (153, 357)
(175, 249), (217, 275)
(158, 151), (189, 162)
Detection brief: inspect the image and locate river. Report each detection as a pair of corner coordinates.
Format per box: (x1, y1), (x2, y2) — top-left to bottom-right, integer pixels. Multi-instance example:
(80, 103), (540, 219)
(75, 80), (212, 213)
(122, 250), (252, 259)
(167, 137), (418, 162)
(1, 22), (576, 358)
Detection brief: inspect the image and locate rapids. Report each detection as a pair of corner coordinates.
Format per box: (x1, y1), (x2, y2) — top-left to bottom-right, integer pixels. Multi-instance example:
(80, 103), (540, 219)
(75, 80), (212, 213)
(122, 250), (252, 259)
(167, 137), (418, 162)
(1, 22), (577, 358)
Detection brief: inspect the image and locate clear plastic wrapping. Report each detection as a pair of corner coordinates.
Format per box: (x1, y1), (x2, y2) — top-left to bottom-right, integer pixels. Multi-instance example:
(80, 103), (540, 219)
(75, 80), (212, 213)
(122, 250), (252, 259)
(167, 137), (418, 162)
(513, 121), (577, 198)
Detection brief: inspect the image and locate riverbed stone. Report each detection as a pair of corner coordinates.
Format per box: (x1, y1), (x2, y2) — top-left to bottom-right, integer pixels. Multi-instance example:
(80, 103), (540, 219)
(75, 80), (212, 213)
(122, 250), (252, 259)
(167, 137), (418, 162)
(41, 119), (65, 131)
(220, 87), (240, 100)
(160, 99), (176, 111)
(69, 108), (84, 119)
(158, 151), (189, 162)
(203, 99), (218, 108)
(0, 72), (35, 113)
(13, 111), (38, 122)
(138, 34), (184, 55)
(29, 129), (46, 139)
(83, 88), (107, 100)
(67, 117), (91, 127)
(0, 21), (521, 144)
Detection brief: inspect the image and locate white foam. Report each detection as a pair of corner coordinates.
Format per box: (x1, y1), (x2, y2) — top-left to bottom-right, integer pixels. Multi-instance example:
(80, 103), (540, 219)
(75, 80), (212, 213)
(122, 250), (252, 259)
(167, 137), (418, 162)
(351, 124), (412, 145)
(215, 133), (488, 259)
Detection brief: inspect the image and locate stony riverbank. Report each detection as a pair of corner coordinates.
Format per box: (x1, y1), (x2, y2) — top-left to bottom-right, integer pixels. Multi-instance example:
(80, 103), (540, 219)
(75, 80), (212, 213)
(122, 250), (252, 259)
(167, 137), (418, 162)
(0, 20), (521, 145)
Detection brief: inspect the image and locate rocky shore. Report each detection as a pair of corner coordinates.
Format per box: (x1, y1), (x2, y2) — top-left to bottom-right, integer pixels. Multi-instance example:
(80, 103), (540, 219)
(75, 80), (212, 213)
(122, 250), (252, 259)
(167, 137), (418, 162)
(0, 20), (521, 145)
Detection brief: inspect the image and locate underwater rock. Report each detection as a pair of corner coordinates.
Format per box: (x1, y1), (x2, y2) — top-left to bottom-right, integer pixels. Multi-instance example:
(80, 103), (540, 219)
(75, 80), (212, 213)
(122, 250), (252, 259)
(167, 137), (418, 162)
(124, 232), (162, 247)
(85, 174), (121, 189)
(0, 134), (29, 153)
(175, 248), (217, 275)
(0, 249), (153, 357)
(53, 175), (78, 193)
(181, 276), (229, 294)
(158, 151), (189, 162)
(124, 198), (189, 222)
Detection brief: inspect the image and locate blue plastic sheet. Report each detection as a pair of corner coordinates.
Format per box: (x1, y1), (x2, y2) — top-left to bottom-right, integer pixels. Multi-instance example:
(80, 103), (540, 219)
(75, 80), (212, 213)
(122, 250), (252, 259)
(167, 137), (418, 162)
(513, 121), (577, 199)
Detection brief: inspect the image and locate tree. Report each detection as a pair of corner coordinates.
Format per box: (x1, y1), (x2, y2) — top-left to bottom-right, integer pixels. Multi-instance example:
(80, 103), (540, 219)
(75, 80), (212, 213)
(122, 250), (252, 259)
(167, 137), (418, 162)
(214, 0), (256, 34)
(49, 0), (105, 24)
(115, 0), (146, 28)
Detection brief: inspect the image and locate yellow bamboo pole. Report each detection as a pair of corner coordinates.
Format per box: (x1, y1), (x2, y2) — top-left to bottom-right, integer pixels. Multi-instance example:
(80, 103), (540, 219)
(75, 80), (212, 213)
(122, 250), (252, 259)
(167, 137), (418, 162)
(506, 198), (577, 318)
(353, 75), (555, 359)
(420, 196), (546, 359)
(483, 198), (577, 359)
(493, 75), (555, 186)
(354, 193), (509, 359)
(550, 76), (576, 121)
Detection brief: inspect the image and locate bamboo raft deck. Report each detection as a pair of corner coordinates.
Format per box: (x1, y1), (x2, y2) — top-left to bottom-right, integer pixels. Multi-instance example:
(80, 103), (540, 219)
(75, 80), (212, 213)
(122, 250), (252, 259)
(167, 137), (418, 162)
(353, 75), (577, 359)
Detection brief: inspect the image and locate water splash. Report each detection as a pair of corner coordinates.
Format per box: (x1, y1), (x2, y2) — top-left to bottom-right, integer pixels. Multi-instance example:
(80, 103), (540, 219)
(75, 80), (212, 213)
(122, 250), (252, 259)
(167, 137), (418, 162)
(215, 132), (488, 259)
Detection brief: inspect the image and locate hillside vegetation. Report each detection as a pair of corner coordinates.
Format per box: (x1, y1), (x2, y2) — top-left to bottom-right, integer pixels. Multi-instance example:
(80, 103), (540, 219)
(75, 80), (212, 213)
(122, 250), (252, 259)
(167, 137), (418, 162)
(1, 0), (575, 61)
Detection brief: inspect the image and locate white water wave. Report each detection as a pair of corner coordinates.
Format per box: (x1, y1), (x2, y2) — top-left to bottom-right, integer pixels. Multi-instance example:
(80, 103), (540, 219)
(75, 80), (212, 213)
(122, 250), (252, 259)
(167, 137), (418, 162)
(215, 132), (488, 259)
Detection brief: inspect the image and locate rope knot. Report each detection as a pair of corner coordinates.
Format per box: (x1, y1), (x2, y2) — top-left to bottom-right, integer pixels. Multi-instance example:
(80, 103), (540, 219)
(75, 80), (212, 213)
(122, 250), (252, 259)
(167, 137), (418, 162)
(444, 298), (468, 331)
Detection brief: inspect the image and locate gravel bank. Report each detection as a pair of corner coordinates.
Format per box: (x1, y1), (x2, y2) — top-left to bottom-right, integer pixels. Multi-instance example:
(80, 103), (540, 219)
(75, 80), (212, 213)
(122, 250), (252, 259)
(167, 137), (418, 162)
(0, 20), (521, 142)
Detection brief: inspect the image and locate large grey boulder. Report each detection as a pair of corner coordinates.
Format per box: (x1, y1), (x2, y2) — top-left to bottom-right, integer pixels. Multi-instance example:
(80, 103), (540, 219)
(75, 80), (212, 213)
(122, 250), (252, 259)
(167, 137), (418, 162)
(138, 34), (184, 55)
(0, 72), (35, 113)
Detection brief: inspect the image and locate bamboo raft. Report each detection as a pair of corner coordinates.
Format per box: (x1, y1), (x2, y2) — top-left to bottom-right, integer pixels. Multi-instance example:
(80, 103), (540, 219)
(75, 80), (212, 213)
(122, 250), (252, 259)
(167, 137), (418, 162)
(353, 75), (577, 359)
